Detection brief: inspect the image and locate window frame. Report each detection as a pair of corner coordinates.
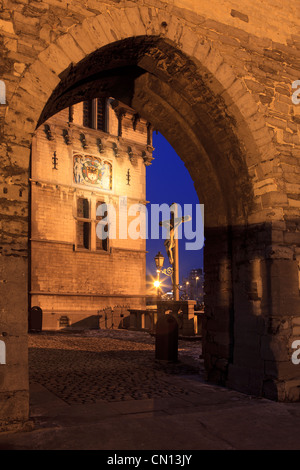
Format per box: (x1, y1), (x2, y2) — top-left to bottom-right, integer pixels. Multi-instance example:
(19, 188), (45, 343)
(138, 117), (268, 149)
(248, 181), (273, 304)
(75, 197), (91, 251)
(75, 196), (110, 253)
(83, 98), (107, 132)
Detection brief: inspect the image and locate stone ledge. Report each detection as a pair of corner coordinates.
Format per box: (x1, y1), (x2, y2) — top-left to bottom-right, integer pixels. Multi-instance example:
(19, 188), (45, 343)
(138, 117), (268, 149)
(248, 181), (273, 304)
(0, 419), (34, 434)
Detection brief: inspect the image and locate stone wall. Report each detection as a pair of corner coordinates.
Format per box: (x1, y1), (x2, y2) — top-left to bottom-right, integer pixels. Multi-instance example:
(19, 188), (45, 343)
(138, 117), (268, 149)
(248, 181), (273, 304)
(30, 100), (149, 329)
(0, 0), (299, 429)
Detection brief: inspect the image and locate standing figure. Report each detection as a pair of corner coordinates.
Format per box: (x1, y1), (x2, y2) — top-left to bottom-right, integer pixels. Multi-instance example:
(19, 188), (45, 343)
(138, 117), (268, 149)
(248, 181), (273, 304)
(74, 156), (82, 184)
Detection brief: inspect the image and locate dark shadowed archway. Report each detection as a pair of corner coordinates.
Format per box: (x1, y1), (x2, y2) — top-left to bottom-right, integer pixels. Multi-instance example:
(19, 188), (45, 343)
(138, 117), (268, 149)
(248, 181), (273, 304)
(1, 3), (299, 430)
(34, 35), (254, 388)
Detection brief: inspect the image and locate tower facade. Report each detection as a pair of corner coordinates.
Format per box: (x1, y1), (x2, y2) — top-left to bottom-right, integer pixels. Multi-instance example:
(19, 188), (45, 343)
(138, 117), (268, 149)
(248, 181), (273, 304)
(30, 98), (153, 329)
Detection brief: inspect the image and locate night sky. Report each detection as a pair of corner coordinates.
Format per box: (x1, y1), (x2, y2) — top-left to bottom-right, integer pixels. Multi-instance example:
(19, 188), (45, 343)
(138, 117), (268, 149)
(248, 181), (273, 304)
(146, 132), (204, 288)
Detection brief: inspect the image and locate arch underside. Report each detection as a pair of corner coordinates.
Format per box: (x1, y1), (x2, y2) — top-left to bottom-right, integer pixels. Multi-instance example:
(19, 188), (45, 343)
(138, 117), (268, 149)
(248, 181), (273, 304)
(29, 35), (261, 392)
(1, 5), (298, 427)
(38, 36), (254, 227)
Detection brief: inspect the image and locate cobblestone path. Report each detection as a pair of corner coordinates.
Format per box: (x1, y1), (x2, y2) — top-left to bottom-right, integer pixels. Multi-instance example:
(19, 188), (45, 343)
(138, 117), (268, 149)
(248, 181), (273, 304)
(29, 329), (203, 405)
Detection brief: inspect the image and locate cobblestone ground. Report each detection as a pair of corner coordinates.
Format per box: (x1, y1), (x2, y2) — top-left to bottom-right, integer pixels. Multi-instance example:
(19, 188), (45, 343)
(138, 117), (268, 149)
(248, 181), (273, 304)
(29, 329), (204, 405)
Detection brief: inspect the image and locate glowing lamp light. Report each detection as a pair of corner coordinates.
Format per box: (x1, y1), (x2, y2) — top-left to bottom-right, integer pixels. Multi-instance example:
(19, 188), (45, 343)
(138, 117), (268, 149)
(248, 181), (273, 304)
(154, 251), (165, 271)
(154, 280), (161, 288)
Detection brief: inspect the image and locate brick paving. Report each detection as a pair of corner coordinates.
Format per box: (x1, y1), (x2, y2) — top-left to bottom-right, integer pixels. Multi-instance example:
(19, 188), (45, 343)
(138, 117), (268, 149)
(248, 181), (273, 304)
(29, 329), (203, 405)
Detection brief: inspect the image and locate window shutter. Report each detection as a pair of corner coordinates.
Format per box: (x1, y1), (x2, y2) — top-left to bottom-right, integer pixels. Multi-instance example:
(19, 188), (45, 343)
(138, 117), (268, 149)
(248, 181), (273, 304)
(97, 98), (106, 131)
(83, 100), (93, 128)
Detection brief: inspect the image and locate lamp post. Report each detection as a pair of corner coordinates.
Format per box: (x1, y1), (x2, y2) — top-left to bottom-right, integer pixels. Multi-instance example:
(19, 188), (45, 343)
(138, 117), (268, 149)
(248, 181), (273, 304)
(185, 281), (189, 299)
(195, 276), (199, 301)
(154, 251), (165, 298)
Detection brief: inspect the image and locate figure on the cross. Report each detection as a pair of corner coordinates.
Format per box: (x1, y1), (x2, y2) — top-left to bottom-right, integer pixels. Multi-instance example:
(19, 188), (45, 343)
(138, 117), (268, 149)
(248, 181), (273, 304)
(160, 203), (191, 301)
(161, 215), (191, 265)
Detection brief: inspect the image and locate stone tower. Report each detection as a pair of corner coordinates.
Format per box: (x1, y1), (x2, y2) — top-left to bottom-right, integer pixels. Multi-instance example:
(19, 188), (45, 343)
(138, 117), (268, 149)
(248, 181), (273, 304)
(30, 98), (154, 329)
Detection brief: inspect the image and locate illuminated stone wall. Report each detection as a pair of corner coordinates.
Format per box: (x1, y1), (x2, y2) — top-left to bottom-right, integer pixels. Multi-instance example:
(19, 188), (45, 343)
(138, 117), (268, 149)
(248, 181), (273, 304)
(31, 100), (150, 329)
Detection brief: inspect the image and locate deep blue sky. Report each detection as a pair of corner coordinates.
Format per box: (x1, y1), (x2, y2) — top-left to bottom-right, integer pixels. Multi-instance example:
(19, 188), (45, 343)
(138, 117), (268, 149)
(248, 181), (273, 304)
(146, 132), (204, 287)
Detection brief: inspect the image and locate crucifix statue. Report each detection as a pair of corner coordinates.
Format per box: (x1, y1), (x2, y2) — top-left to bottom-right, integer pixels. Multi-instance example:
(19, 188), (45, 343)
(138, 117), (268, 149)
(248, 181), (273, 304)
(160, 203), (191, 301)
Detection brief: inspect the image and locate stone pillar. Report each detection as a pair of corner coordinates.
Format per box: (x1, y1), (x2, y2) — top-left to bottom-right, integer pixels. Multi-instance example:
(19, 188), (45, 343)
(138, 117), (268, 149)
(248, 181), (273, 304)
(226, 223), (268, 396)
(181, 301), (196, 336)
(129, 309), (138, 330)
(0, 233), (29, 431)
(204, 221), (300, 401)
(226, 221), (300, 401)
(0, 140), (31, 430)
(259, 256), (300, 400)
(202, 226), (233, 384)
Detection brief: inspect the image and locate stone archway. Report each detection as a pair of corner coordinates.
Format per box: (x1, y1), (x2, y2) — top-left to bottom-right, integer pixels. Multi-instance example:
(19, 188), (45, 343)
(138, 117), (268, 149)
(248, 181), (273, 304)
(0, 2), (299, 430)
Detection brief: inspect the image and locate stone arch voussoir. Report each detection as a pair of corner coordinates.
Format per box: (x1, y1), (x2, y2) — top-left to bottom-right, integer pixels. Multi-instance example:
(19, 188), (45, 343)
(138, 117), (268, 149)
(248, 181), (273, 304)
(5, 4), (279, 195)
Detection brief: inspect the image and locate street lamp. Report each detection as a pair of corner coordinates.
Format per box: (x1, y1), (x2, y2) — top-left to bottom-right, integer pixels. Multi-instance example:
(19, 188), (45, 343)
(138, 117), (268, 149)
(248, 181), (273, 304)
(185, 281), (189, 299)
(154, 252), (165, 297)
(195, 276), (199, 301)
(154, 251), (165, 271)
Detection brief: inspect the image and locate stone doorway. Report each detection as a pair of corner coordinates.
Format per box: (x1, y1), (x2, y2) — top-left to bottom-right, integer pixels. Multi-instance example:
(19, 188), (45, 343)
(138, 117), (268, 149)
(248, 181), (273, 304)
(1, 4), (299, 430)
(28, 34), (299, 402)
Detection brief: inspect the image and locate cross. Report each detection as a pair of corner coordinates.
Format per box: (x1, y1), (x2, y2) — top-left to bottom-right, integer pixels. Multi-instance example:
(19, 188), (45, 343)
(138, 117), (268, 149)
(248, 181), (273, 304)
(52, 151), (58, 170)
(159, 203), (191, 301)
(126, 169), (131, 185)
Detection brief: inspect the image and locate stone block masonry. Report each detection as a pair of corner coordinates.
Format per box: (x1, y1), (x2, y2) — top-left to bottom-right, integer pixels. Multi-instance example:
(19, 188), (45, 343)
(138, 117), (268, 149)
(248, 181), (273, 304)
(0, 0), (299, 431)
(30, 99), (151, 330)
